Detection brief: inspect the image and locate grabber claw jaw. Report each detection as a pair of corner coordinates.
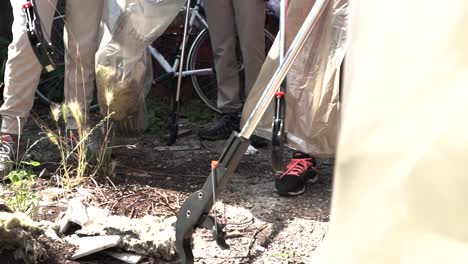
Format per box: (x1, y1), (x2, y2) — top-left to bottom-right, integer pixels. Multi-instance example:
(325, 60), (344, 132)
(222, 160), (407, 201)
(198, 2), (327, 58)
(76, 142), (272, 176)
(200, 216), (229, 250)
(176, 236), (194, 264)
(175, 190), (204, 264)
(175, 132), (250, 264)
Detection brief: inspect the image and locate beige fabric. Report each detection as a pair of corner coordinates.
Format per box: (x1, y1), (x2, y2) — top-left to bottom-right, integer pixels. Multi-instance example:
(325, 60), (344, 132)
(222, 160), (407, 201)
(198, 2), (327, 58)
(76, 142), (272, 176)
(241, 0), (347, 157)
(2, 0), (104, 134)
(318, 0), (468, 263)
(204, 0), (265, 113)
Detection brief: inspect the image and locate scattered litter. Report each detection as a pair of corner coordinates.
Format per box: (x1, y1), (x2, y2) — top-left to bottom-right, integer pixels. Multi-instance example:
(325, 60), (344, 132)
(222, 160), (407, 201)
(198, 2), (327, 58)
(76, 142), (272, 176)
(59, 199), (89, 234)
(154, 144), (201, 152)
(55, 199), (177, 261)
(244, 145), (259, 155)
(106, 251), (143, 264)
(70, 235), (121, 260)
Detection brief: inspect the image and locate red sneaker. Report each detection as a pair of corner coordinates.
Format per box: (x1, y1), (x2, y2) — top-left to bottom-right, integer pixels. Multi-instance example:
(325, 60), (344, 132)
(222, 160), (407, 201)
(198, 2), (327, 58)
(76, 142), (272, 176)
(274, 152), (318, 196)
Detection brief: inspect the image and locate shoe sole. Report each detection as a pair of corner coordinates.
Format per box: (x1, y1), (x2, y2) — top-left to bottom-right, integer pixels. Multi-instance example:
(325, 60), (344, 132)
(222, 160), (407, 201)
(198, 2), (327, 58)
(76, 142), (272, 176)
(274, 185), (306, 196)
(274, 173), (319, 197)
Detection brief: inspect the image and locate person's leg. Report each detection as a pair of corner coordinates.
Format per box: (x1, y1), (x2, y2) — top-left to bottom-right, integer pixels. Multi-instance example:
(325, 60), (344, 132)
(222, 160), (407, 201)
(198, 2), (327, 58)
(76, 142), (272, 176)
(63, 0), (104, 129)
(1, 0), (57, 136)
(199, 0), (241, 140)
(0, 0), (57, 177)
(204, 0), (242, 113)
(231, 0), (269, 147)
(233, 0), (265, 97)
(275, 151), (318, 196)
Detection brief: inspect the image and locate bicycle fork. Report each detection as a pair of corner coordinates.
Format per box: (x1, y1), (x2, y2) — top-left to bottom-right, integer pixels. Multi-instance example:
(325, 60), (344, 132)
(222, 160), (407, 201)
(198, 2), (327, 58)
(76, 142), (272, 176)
(175, 0), (330, 262)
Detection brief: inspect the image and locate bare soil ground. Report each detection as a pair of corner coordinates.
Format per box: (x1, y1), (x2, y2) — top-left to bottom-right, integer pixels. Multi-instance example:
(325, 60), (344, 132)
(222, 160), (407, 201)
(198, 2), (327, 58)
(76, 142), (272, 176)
(13, 106), (334, 264)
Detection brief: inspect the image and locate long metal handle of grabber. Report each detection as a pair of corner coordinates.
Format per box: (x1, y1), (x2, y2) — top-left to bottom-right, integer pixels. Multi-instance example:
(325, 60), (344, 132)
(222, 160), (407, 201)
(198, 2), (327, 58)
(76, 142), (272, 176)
(177, 0), (191, 102)
(168, 0), (192, 145)
(241, 0), (328, 139)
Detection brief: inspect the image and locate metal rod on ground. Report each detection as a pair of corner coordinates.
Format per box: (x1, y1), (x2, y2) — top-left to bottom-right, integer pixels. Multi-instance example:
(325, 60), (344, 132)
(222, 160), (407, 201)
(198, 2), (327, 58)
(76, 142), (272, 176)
(240, 0), (329, 139)
(168, 0), (192, 145)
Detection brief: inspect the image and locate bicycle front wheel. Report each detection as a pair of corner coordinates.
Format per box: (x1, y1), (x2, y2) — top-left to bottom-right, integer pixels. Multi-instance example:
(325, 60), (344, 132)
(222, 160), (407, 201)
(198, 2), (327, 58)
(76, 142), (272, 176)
(186, 28), (219, 113)
(187, 28), (276, 114)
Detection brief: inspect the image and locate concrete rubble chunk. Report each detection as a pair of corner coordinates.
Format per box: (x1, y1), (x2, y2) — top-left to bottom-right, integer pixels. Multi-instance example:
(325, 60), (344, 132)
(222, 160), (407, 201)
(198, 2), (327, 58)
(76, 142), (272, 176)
(86, 206), (110, 220)
(76, 215), (177, 261)
(59, 199), (89, 234)
(70, 235), (121, 260)
(106, 251), (143, 264)
(0, 212), (47, 263)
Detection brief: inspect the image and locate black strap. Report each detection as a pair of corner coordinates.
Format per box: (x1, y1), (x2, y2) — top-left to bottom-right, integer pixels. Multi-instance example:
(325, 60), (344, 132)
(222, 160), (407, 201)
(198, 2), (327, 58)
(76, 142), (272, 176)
(22, 0), (58, 72)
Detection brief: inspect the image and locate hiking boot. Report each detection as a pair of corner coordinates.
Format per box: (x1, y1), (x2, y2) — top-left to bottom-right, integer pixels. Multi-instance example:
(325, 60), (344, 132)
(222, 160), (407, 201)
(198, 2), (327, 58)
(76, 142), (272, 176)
(199, 113), (240, 140)
(274, 152), (318, 196)
(0, 134), (17, 180)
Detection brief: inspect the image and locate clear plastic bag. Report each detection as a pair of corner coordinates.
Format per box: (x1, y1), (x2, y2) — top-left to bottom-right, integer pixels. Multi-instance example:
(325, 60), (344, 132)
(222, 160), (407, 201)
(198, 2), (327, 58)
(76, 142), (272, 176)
(241, 0), (348, 157)
(96, 0), (185, 134)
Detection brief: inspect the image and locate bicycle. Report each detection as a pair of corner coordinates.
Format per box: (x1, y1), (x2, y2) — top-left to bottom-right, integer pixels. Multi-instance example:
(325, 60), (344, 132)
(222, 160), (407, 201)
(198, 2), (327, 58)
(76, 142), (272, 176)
(26, 0), (276, 114)
(150, 0), (276, 113)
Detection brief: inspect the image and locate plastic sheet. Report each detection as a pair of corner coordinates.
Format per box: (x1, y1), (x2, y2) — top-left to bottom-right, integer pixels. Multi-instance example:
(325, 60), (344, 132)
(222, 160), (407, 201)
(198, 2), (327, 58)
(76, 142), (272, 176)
(96, 0), (184, 134)
(241, 0), (348, 157)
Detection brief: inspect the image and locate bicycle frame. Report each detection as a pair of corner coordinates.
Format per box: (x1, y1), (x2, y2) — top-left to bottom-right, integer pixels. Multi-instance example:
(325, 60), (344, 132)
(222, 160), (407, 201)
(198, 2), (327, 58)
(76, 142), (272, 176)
(148, 0), (213, 84)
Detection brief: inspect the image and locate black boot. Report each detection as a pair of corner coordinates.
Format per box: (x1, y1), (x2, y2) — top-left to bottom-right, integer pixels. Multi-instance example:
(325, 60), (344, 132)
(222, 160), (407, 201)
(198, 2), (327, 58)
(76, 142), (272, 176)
(198, 113), (240, 140)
